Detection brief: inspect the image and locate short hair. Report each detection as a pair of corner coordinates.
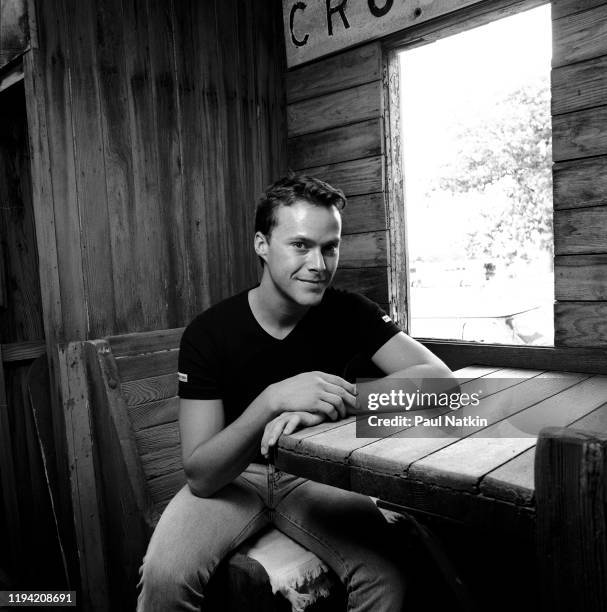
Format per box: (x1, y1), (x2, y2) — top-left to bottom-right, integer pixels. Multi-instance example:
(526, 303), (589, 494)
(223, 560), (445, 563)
(255, 172), (347, 237)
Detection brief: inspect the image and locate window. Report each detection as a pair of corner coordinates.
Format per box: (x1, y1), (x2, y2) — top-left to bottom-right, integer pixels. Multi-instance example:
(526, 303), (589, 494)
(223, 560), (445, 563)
(399, 5), (553, 346)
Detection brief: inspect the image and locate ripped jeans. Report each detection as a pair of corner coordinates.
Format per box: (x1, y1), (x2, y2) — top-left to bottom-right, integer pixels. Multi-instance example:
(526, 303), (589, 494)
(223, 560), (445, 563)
(137, 463), (406, 611)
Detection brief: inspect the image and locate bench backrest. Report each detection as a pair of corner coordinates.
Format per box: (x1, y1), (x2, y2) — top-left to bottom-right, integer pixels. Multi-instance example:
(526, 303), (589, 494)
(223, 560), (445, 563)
(60, 328), (186, 610)
(105, 328), (185, 516)
(90, 328), (186, 523)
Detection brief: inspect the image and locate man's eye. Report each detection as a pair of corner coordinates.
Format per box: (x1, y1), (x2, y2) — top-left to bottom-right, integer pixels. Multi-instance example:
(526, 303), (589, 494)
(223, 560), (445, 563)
(292, 242), (306, 249)
(324, 246), (338, 255)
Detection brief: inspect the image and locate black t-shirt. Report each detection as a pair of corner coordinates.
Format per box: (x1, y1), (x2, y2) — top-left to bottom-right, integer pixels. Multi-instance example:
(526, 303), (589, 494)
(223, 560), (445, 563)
(178, 287), (401, 427)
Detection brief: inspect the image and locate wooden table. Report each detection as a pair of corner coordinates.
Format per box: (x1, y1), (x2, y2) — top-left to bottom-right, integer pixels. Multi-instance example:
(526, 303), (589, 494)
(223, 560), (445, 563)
(274, 365), (607, 537)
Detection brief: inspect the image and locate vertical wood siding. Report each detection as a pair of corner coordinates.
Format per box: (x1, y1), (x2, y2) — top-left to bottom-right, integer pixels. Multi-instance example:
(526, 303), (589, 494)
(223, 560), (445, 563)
(286, 43), (390, 312)
(26, 0), (286, 342)
(552, 0), (607, 346)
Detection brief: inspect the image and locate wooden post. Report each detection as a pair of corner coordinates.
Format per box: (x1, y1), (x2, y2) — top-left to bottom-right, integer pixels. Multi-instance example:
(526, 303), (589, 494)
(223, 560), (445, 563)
(536, 426), (607, 612)
(57, 341), (109, 612)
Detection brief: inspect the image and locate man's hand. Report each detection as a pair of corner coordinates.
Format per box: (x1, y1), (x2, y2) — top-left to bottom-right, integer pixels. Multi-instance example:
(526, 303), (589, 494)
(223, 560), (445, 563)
(267, 371), (357, 421)
(261, 411), (325, 459)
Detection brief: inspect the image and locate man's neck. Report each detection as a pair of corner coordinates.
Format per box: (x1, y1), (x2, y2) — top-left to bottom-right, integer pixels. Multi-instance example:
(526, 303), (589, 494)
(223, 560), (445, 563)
(249, 277), (309, 338)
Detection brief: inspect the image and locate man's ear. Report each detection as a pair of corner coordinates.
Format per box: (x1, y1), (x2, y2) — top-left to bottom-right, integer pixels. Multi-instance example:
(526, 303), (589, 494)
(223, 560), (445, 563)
(254, 231), (269, 263)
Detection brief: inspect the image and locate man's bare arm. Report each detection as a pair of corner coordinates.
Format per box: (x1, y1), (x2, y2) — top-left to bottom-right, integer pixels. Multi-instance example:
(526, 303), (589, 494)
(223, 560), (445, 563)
(180, 394), (273, 498)
(348, 332), (459, 415)
(180, 371), (356, 497)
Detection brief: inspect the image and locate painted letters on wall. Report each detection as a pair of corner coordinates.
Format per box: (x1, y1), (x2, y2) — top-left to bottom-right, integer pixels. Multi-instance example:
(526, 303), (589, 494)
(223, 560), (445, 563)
(283, 0), (478, 67)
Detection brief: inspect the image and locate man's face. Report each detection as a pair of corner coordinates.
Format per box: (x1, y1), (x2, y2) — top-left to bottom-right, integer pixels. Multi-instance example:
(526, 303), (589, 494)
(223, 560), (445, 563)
(255, 199), (342, 307)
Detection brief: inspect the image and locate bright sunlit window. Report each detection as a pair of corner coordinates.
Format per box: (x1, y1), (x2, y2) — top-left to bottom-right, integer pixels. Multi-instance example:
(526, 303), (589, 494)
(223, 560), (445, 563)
(400, 4), (553, 345)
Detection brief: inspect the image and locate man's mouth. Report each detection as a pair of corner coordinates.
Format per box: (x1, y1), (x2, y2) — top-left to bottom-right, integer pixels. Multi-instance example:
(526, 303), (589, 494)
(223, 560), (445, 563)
(297, 279), (326, 285)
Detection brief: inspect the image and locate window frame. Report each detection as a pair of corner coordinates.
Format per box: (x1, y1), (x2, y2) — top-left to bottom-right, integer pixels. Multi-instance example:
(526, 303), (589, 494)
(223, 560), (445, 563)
(381, 0), (607, 373)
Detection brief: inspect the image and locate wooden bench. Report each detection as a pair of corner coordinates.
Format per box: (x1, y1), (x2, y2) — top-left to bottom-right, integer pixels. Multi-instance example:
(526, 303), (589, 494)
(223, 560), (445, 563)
(58, 328), (343, 612)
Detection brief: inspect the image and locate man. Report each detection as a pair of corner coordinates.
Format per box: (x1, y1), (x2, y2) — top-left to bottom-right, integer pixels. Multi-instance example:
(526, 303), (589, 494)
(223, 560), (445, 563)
(137, 174), (456, 611)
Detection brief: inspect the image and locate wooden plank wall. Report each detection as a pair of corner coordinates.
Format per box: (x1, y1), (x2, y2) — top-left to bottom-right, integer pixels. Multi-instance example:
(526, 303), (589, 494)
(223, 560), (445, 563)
(552, 0), (607, 346)
(285, 43), (391, 313)
(26, 0), (286, 343)
(0, 0), (29, 68)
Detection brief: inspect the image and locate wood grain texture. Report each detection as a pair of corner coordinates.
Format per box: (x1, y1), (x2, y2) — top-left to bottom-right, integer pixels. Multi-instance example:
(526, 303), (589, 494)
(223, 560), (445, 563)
(555, 301), (607, 346)
(0, 347), (21, 579)
(333, 267), (389, 304)
(140, 445), (182, 481)
(1, 340), (46, 362)
(351, 370), (547, 476)
(148, 469), (186, 508)
(556, 254), (607, 300)
(553, 106), (607, 162)
(554, 206), (607, 254)
(552, 0), (607, 19)
(480, 401), (607, 505)
(64, 0), (117, 337)
(115, 349), (179, 383)
(341, 192), (386, 234)
(422, 340), (607, 374)
(286, 42), (381, 103)
(289, 119), (382, 169)
(287, 81), (381, 137)
(301, 156), (383, 196)
(57, 342), (109, 611)
(121, 373), (178, 406)
(107, 327), (184, 358)
(30, 0), (88, 340)
(339, 230), (388, 268)
(127, 396), (179, 433)
(536, 427), (607, 611)
(0, 0), (28, 67)
(553, 157), (607, 210)
(553, 2), (607, 67)
(552, 55), (607, 115)
(29, 0), (286, 341)
(134, 419), (180, 456)
(409, 373), (602, 492)
(383, 49), (408, 329)
(84, 339), (155, 610)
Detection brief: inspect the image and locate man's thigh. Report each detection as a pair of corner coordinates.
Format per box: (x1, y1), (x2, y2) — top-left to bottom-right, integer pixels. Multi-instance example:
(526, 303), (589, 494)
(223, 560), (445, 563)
(144, 475), (269, 575)
(271, 476), (401, 578)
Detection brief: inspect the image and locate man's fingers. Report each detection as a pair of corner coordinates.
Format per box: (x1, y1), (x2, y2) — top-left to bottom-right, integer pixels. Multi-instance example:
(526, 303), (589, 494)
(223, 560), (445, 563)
(323, 382), (357, 410)
(319, 391), (346, 419)
(261, 418), (286, 457)
(316, 372), (357, 395)
(315, 400), (339, 421)
(283, 416), (300, 435)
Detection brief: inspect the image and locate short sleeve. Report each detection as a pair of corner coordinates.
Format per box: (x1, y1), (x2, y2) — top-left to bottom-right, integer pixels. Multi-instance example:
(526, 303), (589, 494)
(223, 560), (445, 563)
(178, 314), (223, 400)
(347, 292), (402, 357)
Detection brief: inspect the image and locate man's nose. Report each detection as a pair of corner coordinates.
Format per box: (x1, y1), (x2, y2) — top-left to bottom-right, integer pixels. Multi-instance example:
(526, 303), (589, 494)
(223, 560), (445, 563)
(307, 248), (326, 272)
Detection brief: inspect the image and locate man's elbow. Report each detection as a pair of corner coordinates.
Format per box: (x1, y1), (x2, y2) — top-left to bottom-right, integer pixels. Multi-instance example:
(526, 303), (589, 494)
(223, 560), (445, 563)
(184, 465), (216, 498)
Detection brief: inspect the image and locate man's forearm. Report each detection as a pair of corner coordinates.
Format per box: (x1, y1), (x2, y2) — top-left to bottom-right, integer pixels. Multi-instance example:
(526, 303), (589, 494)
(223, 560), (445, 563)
(184, 390), (275, 497)
(349, 363), (460, 416)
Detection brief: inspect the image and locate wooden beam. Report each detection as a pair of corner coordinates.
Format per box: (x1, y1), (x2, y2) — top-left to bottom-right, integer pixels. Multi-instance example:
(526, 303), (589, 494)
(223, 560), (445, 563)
(552, 2), (607, 68)
(553, 157), (607, 210)
(421, 339), (607, 374)
(555, 301), (607, 347)
(289, 118), (382, 169)
(552, 55), (607, 116)
(57, 341), (109, 611)
(536, 427), (607, 612)
(287, 80), (381, 137)
(555, 254), (607, 300)
(1, 340), (45, 362)
(287, 42), (381, 103)
(554, 206), (607, 254)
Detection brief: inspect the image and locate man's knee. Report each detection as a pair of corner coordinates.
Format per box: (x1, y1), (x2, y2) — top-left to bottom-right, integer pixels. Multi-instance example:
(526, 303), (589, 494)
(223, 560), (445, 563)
(137, 549), (213, 611)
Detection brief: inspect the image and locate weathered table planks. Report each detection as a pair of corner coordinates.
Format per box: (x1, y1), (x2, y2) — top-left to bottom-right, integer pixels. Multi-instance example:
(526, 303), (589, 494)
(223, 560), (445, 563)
(274, 366), (607, 535)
